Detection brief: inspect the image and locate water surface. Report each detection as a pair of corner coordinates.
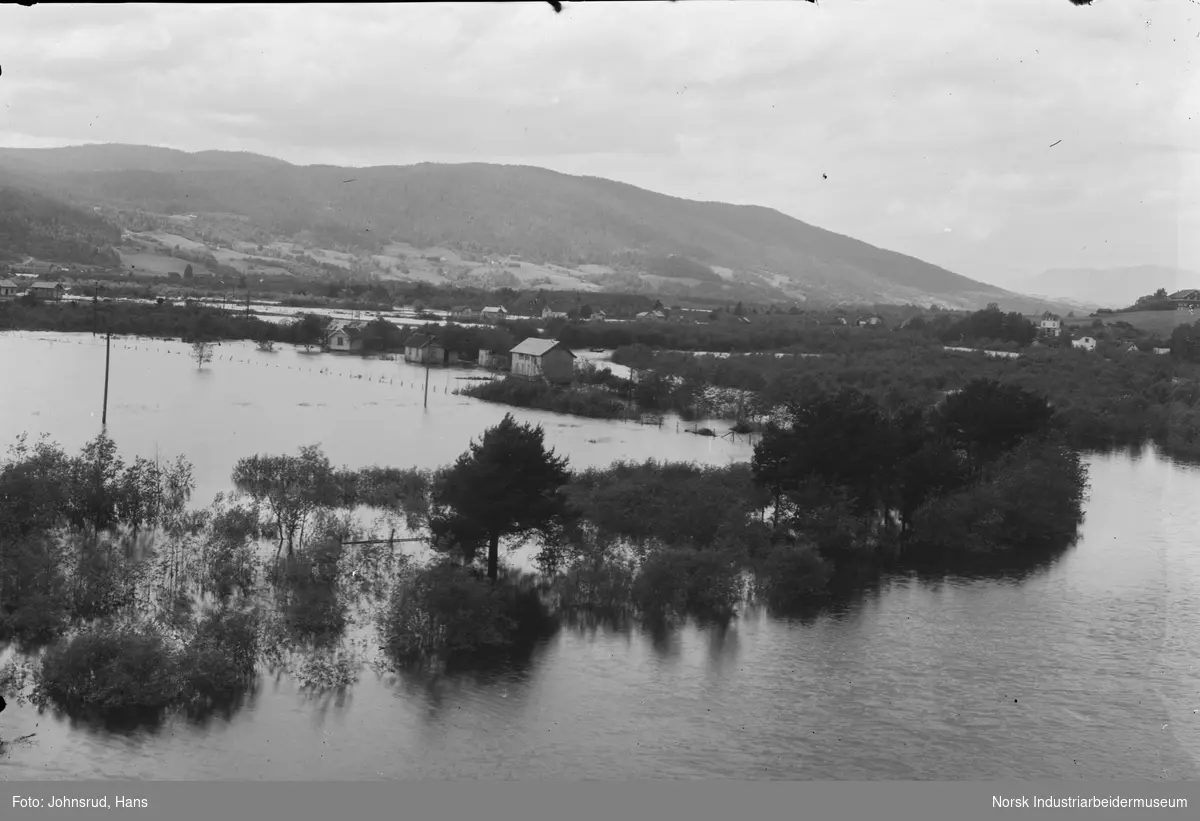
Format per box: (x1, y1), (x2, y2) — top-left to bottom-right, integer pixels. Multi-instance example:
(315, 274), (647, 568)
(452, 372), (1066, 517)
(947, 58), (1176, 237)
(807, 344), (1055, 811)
(1, 332), (1198, 780)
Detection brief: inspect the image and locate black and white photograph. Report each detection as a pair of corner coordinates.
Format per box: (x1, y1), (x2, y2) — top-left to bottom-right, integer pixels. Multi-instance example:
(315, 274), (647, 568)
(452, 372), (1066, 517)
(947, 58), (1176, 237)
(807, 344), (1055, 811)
(0, 0), (1198, 803)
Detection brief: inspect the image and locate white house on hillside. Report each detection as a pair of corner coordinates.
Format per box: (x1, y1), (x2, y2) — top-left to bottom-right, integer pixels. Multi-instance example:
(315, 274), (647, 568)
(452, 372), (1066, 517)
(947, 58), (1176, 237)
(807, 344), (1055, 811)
(1072, 336), (1097, 352)
(1039, 313), (1062, 337)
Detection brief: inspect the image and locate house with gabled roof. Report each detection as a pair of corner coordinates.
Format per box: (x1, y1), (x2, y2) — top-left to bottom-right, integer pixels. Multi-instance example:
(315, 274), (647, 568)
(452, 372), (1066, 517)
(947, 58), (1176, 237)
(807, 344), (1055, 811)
(509, 337), (575, 383)
(480, 306), (509, 324)
(1169, 289), (1200, 310)
(0, 278), (19, 300)
(324, 319), (367, 352)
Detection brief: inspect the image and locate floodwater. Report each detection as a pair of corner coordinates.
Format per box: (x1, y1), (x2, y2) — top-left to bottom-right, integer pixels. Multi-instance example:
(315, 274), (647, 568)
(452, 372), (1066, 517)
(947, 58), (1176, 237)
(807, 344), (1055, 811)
(1, 332), (1198, 780)
(0, 331), (748, 504)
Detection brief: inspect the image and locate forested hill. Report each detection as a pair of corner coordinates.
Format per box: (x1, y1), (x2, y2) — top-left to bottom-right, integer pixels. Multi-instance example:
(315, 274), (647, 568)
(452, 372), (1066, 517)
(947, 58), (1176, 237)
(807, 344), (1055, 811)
(0, 143), (1065, 312)
(0, 185), (122, 267)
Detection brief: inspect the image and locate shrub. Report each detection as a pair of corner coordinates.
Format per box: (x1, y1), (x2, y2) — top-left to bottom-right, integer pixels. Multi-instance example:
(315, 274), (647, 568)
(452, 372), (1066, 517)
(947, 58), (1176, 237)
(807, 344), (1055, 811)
(380, 561), (556, 664)
(38, 627), (181, 712)
(552, 538), (637, 614)
(458, 378), (629, 419)
(753, 543), (832, 612)
(382, 561), (513, 662)
(273, 540), (347, 642)
(0, 593), (69, 646)
(178, 608), (260, 706)
(632, 548), (745, 622)
(910, 437), (1088, 553)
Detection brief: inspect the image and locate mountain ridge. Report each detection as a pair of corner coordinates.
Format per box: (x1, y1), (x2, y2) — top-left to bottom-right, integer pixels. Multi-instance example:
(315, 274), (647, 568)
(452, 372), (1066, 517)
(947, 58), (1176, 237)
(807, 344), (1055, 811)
(0, 143), (1074, 313)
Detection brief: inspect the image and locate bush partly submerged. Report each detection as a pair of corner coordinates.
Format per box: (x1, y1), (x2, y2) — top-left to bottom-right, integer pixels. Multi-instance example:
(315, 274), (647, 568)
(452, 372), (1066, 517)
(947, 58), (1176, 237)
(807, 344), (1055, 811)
(752, 543), (833, 612)
(35, 608), (260, 718)
(457, 377), (630, 420)
(632, 548), (746, 624)
(381, 561), (556, 666)
(910, 437), (1088, 554)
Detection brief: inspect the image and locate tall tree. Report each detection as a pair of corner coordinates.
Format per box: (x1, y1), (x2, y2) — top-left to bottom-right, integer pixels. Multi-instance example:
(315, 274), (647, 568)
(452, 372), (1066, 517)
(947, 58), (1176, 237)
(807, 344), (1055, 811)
(292, 314), (325, 351)
(430, 414), (571, 580)
(936, 379), (1055, 473)
(753, 389), (895, 520)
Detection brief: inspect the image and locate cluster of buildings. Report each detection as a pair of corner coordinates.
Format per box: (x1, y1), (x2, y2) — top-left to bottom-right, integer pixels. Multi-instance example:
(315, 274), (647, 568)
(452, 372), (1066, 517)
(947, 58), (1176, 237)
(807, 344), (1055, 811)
(0, 278), (67, 301)
(321, 318), (576, 383)
(445, 335), (576, 383)
(450, 305), (509, 323)
(1036, 312), (1169, 355)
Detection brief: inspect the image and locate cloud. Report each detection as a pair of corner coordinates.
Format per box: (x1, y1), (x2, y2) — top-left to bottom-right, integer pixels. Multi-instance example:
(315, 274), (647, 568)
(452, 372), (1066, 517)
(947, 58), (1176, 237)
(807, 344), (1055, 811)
(0, 0), (1196, 286)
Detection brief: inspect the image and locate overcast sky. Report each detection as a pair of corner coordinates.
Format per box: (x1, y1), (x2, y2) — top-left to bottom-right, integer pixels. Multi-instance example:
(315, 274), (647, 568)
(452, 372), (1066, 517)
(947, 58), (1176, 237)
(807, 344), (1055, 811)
(0, 1), (1196, 289)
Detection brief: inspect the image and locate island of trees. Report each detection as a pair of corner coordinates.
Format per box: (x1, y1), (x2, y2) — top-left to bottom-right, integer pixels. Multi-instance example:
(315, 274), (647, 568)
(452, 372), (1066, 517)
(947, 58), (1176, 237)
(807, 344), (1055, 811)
(1, 377), (1086, 723)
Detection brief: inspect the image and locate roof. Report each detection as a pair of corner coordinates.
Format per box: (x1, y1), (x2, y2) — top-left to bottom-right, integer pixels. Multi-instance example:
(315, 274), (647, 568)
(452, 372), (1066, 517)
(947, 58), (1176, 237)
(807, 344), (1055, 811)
(0, 278), (17, 288)
(404, 333), (441, 348)
(480, 305), (508, 313)
(1169, 289), (1200, 300)
(452, 305), (472, 312)
(510, 337), (574, 358)
(30, 281), (63, 290)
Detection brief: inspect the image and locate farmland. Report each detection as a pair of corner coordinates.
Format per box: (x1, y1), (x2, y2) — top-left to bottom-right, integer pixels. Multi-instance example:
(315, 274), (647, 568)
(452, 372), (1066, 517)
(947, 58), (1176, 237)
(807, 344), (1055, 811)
(1064, 309), (1193, 336)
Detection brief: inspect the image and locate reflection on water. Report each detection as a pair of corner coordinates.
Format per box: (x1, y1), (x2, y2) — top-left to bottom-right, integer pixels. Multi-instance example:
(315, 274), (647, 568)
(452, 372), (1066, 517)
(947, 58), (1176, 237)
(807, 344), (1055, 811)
(1, 333), (1199, 779)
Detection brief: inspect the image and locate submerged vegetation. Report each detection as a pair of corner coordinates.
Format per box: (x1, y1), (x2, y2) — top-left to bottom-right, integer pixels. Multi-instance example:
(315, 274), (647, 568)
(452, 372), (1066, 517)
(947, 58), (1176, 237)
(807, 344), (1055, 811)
(456, 375), (633, 420)
(1, 378), (1088, 722)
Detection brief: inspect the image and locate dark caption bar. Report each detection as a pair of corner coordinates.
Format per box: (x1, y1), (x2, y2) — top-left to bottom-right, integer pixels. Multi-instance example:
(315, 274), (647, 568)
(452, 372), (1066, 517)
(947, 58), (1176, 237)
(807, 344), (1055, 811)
(4, 782), (1198, 821)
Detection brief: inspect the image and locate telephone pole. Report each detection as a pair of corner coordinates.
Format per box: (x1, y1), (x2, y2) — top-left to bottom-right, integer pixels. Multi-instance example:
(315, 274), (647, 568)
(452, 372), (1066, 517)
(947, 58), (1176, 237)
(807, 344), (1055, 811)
(423, 356), (431, 409)
(92, 283), (99, 336)
(101, 328), (111, 425)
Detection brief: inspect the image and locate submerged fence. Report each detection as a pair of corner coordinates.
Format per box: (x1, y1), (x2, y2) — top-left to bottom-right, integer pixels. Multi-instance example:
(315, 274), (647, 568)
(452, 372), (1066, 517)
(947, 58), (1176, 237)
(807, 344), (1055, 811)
(2, 332), (755, 442)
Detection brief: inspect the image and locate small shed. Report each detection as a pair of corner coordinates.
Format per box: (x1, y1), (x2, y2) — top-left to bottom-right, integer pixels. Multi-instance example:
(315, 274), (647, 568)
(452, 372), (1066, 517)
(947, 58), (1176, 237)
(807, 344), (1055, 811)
(510, 337), (576, 384)
(405, 333), (455, 366)
(0, 278), (18, 299)
(451, 306), (478, 321)
(28, 281), (65, 301)
(480, 306), (509, 324)
(478, 348), (511, 371)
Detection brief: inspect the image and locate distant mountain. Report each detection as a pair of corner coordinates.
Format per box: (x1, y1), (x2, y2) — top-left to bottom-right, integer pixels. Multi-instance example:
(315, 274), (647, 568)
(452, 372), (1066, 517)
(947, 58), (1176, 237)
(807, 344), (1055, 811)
(0, 185), (122, 267)
(1016, 265), (1199, 310)
(0, 143), (1073, 312)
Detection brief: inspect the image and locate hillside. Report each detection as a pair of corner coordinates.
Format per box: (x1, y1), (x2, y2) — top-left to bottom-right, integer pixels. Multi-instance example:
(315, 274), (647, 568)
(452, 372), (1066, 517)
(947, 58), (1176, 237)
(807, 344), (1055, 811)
(0, 143), (1070, 312)
(0, 185), (122, 267)
(1016, 265), (1198, 310)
